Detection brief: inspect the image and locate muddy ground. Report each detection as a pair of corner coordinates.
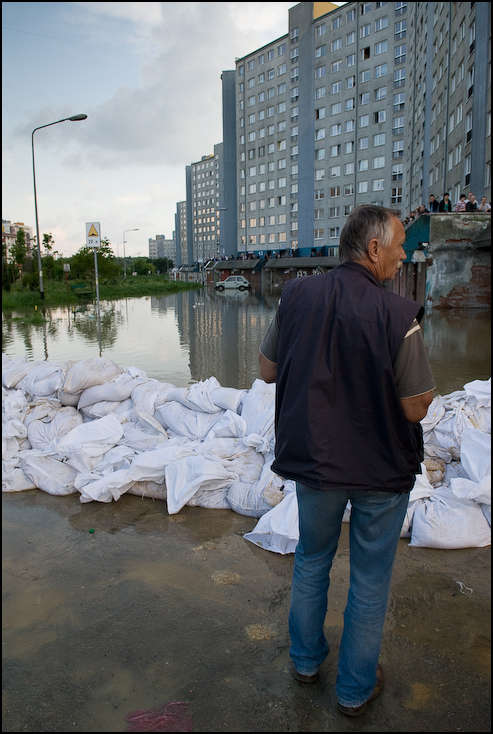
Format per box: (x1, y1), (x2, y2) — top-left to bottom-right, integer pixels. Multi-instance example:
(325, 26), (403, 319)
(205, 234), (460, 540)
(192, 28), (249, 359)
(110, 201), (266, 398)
(2, 490), (491, 732)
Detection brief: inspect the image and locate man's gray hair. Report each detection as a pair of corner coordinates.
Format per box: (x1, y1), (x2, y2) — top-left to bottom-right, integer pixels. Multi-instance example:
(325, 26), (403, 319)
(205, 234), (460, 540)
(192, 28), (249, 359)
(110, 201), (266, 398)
(339, 204), (400, 262)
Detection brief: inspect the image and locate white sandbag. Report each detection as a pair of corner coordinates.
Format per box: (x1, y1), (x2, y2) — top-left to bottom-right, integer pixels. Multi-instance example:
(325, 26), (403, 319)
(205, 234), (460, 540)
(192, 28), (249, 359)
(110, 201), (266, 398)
(27, 406), (83, 450)
(128, 442), (198, 483)
(244, 489), (300, 554)
(2, 357), (42, 389)
(130, 379), (175, 414)
(167, 378), (222, 414)
(47, 413), (124, 459)
(450, 475), (491, 506)
(127, 480), (167, 501)
(131, 409), (168, 437)
(2, 389), (29, 418)
(63, 357), (123, 394)
(58, 389), (81, 406)
(79, 399), (128, 420)
(460, 428), (491, 483)
(75, 468), (134, 503)
(19, 452), (79, 495)
(155, 402), (225, 440)
(205, 410), (247, 439)
(227, 479), (285, 518)
(77, 372), (143, 409)
(409, 487), (491, 548)
(464, 378), (491, 408)
(420, 397), (447, 433)
(93, 444), (136, 474)
(2, 461), (37, 492)
(2, 418), (29, 460)
(16, 361), (65, 397)
(198, 438), (265, 484)
(240, 379), (275, 439)
(120, 421), (169, 452)
(23, 398), (62, 427)
(165, 455), (237, 514)
(210, 386), (247, 413)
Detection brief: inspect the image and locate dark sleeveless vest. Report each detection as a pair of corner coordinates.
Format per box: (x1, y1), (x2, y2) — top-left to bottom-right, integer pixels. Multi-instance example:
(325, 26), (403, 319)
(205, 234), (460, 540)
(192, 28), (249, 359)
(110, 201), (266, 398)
(271, 262), (424, 493)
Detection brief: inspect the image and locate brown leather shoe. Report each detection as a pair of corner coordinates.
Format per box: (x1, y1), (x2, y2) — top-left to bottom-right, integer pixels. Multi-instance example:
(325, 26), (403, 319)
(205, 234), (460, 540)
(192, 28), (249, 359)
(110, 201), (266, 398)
(294, 669), (319, 683)
(337, 664), (385, 717)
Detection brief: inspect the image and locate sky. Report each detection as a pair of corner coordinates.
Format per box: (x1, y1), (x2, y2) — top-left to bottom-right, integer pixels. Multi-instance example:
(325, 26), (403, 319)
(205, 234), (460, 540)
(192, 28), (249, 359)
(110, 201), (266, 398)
(2, 2), (345, 259)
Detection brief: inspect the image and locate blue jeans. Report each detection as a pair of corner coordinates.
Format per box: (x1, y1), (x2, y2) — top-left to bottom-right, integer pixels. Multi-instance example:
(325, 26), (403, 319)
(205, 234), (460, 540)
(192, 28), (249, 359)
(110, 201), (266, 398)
(289, 483), (409, 708)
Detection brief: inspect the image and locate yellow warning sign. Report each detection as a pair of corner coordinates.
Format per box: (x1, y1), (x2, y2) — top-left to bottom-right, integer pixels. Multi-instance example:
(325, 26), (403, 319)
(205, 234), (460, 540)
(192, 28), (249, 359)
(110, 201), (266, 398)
(86, 222), (101, 247)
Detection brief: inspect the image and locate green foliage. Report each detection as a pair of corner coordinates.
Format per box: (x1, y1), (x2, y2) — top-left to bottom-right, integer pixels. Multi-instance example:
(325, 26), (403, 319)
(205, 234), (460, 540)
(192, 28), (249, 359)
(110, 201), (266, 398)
(21, 271), (40, 291)
(68, 239), (119, 282)
(11, 228), (27, 268)
(152, 257), (174, 273)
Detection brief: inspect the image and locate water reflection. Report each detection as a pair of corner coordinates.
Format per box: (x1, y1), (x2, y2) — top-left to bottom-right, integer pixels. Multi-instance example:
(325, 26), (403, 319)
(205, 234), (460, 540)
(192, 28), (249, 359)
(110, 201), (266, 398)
(2, 288), (491, 393)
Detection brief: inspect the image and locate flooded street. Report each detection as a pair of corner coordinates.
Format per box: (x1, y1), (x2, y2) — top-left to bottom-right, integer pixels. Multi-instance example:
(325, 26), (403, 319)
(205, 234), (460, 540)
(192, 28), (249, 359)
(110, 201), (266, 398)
(2, 286), (491, 732)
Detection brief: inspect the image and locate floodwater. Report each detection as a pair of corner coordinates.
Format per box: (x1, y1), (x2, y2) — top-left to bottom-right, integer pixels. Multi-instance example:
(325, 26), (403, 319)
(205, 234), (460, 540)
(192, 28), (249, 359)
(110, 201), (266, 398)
(2, 286), (491, 394)
(2, 286), (491, 732)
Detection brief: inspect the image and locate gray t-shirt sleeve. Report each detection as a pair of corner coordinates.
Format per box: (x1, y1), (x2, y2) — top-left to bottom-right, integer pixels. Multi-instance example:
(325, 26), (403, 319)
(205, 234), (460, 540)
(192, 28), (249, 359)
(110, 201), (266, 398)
(259, 306), (280, 363)
(394, 319), (436, 398)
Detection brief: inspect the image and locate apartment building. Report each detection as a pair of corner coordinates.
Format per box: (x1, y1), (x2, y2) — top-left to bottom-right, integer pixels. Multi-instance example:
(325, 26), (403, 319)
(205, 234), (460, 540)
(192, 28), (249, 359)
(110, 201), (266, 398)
(231, 1), (490, 258)
(2, 220), (34, 259)
(405, 1), (491, 212)
(174, 201), (188, 267)
(148, 234), (175, 261)
(190, 153), (219, 263)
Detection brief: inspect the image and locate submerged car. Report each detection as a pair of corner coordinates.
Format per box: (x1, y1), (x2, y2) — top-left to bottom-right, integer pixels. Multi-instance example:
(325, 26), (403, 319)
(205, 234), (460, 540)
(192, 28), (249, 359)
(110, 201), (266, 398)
(215, 275), (251, 291)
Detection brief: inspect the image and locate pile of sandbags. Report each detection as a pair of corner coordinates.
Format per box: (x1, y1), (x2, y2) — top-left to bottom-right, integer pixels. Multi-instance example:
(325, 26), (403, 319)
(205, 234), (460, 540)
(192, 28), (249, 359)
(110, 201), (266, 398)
(2, 355), (286, 516)
(2, 354), (490, 551)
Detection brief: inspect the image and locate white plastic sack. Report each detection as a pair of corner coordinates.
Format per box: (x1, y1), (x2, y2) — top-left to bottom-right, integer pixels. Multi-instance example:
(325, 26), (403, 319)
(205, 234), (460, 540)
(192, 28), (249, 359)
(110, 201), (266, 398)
(19, 452), (79, 496)
(27, 406), (83, 450)
(77, 372), (142, 409)
(240, 379), (275, 440)
(127, 480), (167, 501)
(75, 468), (134, 503)
(2, 462), (37, 492)
(80, 398), (131, 420)
(244, 489), (299, 554)
(48, 413), (124, 458)
(409, 487), (491, 549)
(165, 455), (237, 514)
(460, 428), (491, 483)
(2, 357), (42, 389)
(464, 378), (491, 408)
(128, 442), (198, 483)
(155, 402), (225, 440)
(16, 361), (65, 397)
(130, 379), (175, 415)
(205, 410), (247, 439)
(63, 357), (123, 394)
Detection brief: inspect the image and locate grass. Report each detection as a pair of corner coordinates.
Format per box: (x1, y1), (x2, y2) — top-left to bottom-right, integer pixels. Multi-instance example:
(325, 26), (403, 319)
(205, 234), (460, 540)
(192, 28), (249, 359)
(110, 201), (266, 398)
(2, 277), (203, 312)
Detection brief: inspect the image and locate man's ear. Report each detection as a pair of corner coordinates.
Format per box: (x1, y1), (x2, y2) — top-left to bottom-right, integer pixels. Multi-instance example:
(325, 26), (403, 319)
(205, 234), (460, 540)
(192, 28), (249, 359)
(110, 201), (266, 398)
(367, 238), (379, 263)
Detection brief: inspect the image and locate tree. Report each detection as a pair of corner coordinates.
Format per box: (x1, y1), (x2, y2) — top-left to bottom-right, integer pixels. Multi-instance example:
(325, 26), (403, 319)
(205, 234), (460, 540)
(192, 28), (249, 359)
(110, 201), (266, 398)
(42, 233), (55, 255)
(10, 228), (27, 273)
(69, 238), (120, 283)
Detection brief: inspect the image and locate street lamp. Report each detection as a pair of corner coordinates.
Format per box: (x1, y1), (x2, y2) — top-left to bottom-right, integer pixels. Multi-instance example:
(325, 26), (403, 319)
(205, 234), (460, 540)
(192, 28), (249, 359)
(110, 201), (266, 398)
(32, 114), (87, 299)
(123, 228), (139, 279)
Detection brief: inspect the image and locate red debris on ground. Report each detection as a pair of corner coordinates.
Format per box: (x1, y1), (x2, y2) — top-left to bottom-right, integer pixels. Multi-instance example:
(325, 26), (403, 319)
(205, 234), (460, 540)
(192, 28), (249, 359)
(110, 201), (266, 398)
(124, 702), (192, 732)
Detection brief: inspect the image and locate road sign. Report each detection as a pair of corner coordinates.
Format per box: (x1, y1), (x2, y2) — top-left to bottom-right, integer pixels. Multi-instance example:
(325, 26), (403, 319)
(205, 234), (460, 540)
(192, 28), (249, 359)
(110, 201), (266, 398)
(86, 222), (101, 248)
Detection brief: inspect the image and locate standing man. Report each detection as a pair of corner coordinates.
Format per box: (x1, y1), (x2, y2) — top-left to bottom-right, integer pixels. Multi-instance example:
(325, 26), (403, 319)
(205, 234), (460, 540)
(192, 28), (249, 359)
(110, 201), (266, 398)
(259, 205), (435, 717)
(428, 194), (440, 212)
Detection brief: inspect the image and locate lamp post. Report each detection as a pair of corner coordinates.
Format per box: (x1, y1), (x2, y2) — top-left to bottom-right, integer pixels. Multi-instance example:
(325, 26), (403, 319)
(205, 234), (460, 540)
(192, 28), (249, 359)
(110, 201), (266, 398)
(123, 229), (139, 279)
(32, 114), (87, 299)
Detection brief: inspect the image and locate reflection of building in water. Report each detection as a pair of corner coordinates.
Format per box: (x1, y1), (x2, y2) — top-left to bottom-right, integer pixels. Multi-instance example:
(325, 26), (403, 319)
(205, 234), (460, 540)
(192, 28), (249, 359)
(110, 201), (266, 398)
(152, 290), (279, 389)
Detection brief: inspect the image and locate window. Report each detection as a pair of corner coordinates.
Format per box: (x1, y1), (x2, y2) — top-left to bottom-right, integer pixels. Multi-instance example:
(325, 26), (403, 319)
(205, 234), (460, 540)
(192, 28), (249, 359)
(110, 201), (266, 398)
(375, 63), (387, 78)
(329, 207), (340, 217)
(329, 186), (340, 197)
(392, 140), (404, 158)
(315, 108), (325, 120)
(346, 98), (355, 110)
(331, 81), (342, 94)
(331, 102), (342, 115)
(331, 16), (342, 30)
(395, 44), (406, 64)
(344, 184), (354, 196)
(315, 65), (326, 79)
(330, 124), (341, 136)
(315, 169), (325, 180)
(372, 178), (385, 191)
(329, 227), (340, 238)
(360, 24), (371, 38)
(346, 8), (355, 22)
(315, 189), (325, 200)
(330, 144), (340, 157)
(375, 41), (388, 55)
(360, 92), (370, 105)
(373, 133), (385, 146)
(331, 38), (342, 52)
(358, 181), (368, 193)
(315, 44), (326, 58)
(331, 59), (343, 73)
(345, 119), (355, 132)
(393, 116), (404, 134)
(391, 187), (402, 204)
(330, 166), (341, 178)
(315, 23), (326, 37)
(375, 86), (387, 101)
(346, 53), (356, 67)
(395, 20), (406, 39)
(360, 69), (371, 83)
(358, 159), (369, 172)
(359, 115), (370, 128)
(374, 110), (386, 123)
(315, 88), (325, 100)
(346, 31), (356, 45)
(344, 162), (354, 175)
(314, 229), (324, 240)
(394, 68), (406, 87)
(315, 148), (326, 160)
(346, 75), (356, 88)
(314, 208), (324, 220)
(392, 163), (403, 181)
(278, 43), (286, 56)
(393, 92), (405, 110)
(372, 156), (385, 169)
(345, 141), (354, 154)
(375, 17), (388, 31)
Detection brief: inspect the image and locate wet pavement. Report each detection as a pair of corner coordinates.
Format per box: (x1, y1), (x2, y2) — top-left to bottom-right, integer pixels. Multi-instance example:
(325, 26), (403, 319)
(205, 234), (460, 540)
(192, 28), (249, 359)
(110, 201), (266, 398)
(2, 490), (491, 732)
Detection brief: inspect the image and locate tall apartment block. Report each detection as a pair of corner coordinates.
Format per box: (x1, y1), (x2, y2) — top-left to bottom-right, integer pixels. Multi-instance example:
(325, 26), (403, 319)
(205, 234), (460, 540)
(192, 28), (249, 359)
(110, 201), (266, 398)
(405, 2), (491, 212)
(230, 1), (490, 259)
(190, 153), (219, 264)
(175, 201), (188, 267)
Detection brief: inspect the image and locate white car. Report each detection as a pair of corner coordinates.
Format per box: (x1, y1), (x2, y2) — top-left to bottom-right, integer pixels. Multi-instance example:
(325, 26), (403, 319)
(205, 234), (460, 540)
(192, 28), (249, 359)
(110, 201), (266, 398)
(215, 275), (251, 291)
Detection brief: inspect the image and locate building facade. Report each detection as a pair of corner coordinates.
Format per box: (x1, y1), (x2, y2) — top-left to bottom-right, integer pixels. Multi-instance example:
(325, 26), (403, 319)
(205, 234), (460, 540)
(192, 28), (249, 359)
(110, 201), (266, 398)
(230, 1), (490, 258)
(148, 234), (175, 262)
(404, 1), (491, 213)
(2, 220), (34, 259)
(190, 153), (219, 263)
